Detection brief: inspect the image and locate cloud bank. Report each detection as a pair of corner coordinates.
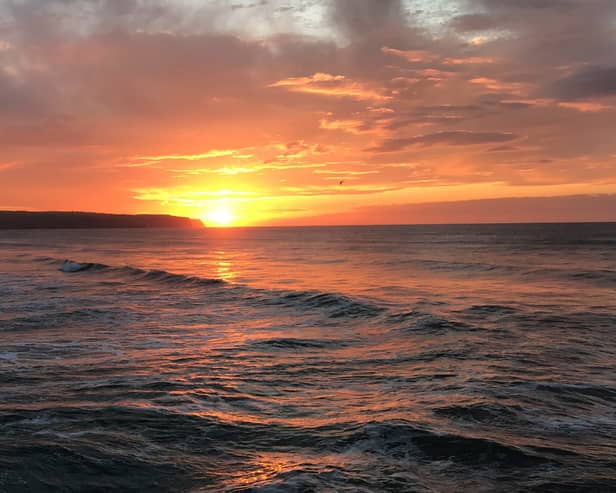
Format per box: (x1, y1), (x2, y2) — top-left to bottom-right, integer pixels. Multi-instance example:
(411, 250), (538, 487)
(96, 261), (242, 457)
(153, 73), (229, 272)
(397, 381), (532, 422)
(0, 0), (615, 223)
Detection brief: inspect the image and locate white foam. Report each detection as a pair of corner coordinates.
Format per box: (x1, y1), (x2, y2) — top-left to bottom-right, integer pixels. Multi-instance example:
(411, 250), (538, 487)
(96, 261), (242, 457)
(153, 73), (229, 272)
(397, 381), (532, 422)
(59, 260), (88, 273)
(0, 352), (17, 361)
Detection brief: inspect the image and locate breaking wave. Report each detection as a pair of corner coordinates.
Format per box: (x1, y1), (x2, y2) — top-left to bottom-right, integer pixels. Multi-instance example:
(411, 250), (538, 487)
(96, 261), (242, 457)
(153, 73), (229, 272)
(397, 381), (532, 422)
(52, 258), (226, 286)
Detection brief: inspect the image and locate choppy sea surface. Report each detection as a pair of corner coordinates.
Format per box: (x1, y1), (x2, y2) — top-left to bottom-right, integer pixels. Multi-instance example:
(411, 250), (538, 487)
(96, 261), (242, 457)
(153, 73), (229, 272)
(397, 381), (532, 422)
(1, 223), (615, 492)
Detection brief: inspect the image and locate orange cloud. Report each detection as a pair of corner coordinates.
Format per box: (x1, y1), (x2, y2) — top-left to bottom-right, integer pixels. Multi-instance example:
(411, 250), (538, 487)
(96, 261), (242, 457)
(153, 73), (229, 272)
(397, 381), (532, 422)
(320, 118), (370, 134)
(469, 77), (528, 95)
(131, 150), (239, 163)
(0, 162), (17, 171)
(133, 188), (256, 204)
(383, 47), (497, 66)
(444, 56), (497, 65)
(558, 101), (612, 113)
(314, 169), (378, 180)
(269, 72), (389, 101)
(381, 47), (437, 63)
(172, 162), (325, 176)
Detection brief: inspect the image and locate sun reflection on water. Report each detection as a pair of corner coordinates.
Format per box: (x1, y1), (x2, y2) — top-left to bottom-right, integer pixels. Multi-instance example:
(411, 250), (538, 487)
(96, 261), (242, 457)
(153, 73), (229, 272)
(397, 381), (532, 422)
(214, 250), (235, 281)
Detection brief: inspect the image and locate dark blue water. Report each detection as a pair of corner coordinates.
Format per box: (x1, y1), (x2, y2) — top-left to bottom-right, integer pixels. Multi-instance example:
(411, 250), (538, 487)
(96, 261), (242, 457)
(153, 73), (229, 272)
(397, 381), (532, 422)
(1, 224), (615, 492)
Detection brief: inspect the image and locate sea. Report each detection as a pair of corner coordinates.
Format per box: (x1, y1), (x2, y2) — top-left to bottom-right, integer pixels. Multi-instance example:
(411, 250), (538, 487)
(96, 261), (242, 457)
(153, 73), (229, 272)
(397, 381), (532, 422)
(1, 223), (615, 492)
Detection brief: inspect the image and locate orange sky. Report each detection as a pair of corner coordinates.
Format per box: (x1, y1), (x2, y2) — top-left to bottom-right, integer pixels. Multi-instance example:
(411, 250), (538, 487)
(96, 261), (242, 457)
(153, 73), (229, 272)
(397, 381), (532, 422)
(1, 0), (616, 226)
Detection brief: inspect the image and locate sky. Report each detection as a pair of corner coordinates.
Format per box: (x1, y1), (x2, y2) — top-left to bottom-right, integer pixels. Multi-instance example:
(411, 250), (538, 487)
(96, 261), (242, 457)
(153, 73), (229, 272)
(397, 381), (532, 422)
(1, 0), (616, 226)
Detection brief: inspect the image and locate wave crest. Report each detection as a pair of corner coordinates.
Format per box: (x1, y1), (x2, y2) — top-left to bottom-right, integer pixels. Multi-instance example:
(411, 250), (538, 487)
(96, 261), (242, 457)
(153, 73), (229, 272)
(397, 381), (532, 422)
(266, 290), (385, 319)
(53, 258), (225, 287)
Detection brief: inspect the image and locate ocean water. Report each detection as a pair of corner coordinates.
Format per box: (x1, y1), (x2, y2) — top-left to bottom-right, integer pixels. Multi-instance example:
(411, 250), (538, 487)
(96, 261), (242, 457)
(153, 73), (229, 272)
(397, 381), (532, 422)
(1, 223), (615, 492)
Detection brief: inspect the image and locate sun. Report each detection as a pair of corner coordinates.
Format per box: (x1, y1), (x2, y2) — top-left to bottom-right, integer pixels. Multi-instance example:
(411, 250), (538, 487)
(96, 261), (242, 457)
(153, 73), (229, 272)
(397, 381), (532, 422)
(204, 207), (234, 227)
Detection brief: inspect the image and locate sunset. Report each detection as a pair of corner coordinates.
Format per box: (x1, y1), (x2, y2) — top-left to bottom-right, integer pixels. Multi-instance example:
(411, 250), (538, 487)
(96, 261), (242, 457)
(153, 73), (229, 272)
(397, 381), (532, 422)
(1, 1), (615, 492)
(1, 0), (616, 225)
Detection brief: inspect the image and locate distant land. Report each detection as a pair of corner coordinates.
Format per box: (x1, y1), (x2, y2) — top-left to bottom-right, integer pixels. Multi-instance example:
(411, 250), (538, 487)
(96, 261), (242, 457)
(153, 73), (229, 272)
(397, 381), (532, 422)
(0, 211), (204, 229)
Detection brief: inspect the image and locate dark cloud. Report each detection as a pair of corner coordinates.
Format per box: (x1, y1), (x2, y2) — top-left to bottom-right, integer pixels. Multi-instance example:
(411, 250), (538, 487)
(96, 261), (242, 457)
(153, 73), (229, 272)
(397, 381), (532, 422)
(449, 13), (498, 32)
(329, 0), (407, 40)
(458, 0), (616, 66)
(383, 101), (535, 131)
(268, 194), (616, 226)
(496, 101), (534, 110)
(482, 0), (574, 9)
(232, 1), (268, 11)
(369, 131), (518, 152)
(0, 72), (48, 117)
(488, 145), (520, 152)
(550, 66), (616, 100)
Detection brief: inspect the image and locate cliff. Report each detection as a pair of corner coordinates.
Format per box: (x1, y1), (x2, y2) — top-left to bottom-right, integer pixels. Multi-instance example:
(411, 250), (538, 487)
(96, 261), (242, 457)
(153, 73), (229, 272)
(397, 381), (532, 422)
(0, 211), (204, 229)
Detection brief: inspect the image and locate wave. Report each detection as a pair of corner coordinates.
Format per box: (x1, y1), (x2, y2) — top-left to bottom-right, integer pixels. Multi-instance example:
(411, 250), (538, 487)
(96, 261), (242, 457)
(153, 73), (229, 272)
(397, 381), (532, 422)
(0, 406), (223, 492)
(50, 258), (225, 287)
(531, 382), (616, 405)
(247, 337), (352, 351)
(1, 406), (609, 492)
(2, 307), (133, 332)
(0, 408), (564, 470)
(507, 310), (616, 335)
(345, 420), (557, 468)
(39, 257), (386, 321)
(463, 304), (519, 315)
(261, 290), (386, 319)
(416, 258), (518, 275)
(59, 260), (108, 272)
(383, 256), (616, 287)
(387, 310), (475, 334)
(523, 267), (616, 286)
(434, 402), (528, 425)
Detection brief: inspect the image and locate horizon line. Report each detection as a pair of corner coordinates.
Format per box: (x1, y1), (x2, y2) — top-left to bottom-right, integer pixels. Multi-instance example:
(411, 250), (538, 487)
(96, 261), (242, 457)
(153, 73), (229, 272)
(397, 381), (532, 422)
(3, 209), (615, 229)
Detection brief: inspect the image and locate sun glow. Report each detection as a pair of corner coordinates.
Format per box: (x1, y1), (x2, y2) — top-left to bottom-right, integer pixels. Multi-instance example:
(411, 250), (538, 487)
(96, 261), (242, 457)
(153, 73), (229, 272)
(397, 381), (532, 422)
(204, 207), (234, 227)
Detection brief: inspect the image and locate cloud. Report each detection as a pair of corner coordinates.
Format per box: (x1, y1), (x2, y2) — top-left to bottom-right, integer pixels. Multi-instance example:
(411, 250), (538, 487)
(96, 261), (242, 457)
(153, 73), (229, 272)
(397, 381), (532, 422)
(329, 0), (407, 40)
(314, 169), (378, 176)
(488, 145), (520, 152)
(2, 0), (616, 222)
(133, 188), (256, 205)
(269, 72), (389, 101)
(266, 194), (616, 226)
(369, 131), (518, 152)
(383, 46), (496, 66)
(382, 47), (437, 63)
(558, 101), (612, 113)
(449, 13), (499, 32)
(0, 162), (17, 171)
(320, 117), (374, 134)
(132, 150), (238, 163)
(172, 162), (324, 177)
(482, 0), (574, 10)
(384, 104), (490, 130)
(550, 66), (616, 100)
(444, 57), (497, 65)
(280, 184), (404, 196)
(470, 77), (528, 95)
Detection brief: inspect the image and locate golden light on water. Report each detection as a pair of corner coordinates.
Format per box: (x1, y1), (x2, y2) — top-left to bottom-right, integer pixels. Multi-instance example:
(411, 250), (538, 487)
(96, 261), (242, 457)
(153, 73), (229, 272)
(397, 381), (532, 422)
(214, 250), (235, 281)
